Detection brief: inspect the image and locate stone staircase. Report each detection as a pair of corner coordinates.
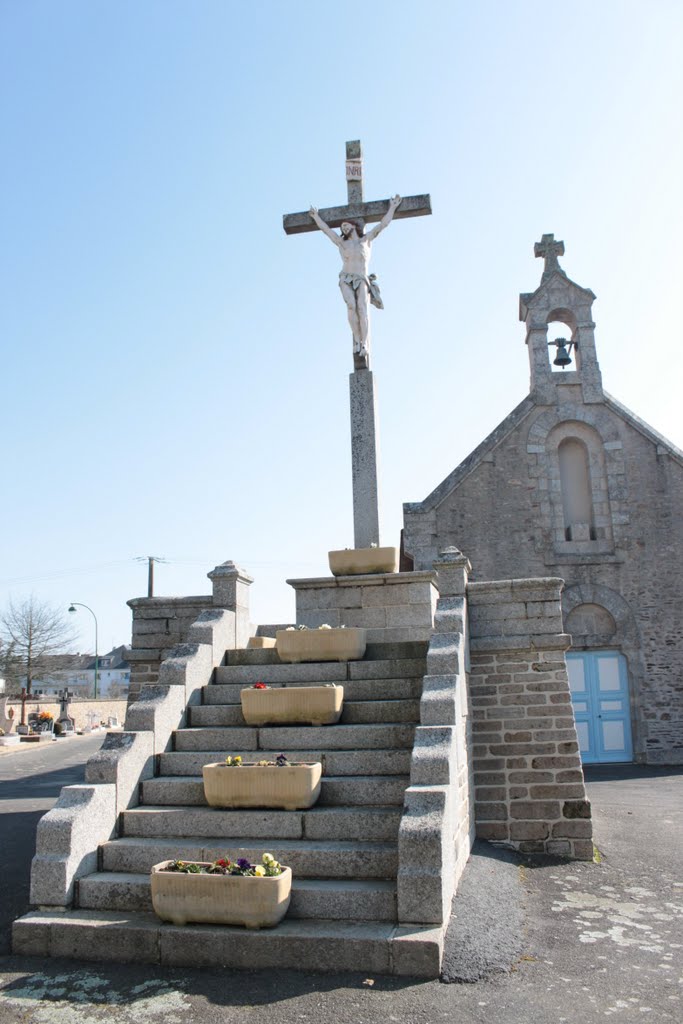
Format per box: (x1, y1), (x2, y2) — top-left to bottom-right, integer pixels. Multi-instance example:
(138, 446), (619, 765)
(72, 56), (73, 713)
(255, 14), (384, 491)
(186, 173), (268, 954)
(15, 641), (445, 975)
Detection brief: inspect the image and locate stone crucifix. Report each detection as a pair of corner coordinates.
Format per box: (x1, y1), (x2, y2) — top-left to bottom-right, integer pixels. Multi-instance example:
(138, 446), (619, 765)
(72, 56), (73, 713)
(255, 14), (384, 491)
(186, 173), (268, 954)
(534, 233), (567, 283)
(283, 142), (431, 548)
(283, 141), (432, 371)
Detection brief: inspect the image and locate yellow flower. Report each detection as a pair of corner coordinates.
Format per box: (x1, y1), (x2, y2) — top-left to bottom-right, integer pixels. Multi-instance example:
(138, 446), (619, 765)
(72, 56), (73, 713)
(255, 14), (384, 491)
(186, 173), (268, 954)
(254, 865), (265, 876)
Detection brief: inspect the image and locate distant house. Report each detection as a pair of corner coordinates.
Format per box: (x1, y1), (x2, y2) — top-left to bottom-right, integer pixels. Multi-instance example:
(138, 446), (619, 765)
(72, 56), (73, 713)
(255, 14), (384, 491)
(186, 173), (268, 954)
(31, 646), (131, 698)
(90, 646), (131, 698)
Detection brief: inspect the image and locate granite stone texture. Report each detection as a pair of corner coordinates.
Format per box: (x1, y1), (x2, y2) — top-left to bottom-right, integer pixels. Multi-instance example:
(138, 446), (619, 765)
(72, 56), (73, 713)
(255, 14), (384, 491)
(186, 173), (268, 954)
(467, 578), (593, 859)
(349, 368), (381, 548)
(288, 570), (438, 643)
(397, 550), (474, 925)
(403, 253), (683, 765)
(30, 784), (117, 906)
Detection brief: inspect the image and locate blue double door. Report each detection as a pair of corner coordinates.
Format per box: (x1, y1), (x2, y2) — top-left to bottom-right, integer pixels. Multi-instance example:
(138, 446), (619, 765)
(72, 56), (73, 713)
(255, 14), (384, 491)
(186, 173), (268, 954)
(566, 651), (633, 764)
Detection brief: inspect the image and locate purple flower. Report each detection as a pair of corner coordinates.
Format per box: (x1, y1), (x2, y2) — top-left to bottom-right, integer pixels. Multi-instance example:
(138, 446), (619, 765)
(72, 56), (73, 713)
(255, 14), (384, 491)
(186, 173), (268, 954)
(236, 858), (252, 872)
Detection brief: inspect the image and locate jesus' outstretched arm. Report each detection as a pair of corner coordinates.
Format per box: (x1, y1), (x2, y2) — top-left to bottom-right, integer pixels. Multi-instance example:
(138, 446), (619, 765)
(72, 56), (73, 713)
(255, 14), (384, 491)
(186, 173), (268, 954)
(365, 195), (402, 242)
(309, 207), (342, 247)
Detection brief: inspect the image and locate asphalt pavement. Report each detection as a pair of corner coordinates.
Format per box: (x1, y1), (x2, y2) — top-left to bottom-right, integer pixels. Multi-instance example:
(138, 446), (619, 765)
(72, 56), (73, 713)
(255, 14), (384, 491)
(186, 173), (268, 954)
(0, 740), (680, 1024)
(0, 735), (106, 955)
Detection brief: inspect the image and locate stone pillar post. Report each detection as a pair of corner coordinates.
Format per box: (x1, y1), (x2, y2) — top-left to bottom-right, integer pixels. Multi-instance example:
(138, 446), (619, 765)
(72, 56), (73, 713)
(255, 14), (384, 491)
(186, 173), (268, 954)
(432, 545), (471, 598)
(208, 561), (254, 648)
(526, 321), (554, 402)
(349, 369), (381, 548)
(574, 318), (603, 402)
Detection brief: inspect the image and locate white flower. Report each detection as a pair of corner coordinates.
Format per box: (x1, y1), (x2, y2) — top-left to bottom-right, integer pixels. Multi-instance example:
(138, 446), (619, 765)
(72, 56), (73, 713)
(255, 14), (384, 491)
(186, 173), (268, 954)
(319, 623), (331, 629)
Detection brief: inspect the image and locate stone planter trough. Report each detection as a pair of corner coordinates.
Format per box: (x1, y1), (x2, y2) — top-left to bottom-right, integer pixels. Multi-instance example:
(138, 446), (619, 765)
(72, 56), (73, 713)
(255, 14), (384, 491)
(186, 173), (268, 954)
(276, 627), (366, 663)
(241, 685), (344, 726)
(202, 761), (322, 810)
(328, 546), (399, 576)
(151, 861), (292, 929)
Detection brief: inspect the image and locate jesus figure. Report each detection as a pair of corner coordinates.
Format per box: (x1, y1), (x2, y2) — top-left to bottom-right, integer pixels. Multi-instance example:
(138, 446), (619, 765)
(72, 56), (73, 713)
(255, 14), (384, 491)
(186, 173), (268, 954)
(309, 195), (402, 366)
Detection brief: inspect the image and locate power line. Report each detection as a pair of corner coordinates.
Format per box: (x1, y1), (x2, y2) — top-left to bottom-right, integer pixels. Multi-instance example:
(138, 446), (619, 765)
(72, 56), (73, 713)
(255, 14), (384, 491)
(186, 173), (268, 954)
(0, 559), (136, 587)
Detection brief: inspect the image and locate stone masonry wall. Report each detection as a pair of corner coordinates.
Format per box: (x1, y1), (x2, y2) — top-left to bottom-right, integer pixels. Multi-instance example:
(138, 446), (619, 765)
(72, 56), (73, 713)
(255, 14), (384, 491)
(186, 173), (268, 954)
(1, 699), (128, 733)
(468, 577), (593, 860)
(403, 392), (683, 764)
(288, 571), (438, 644)
(127, 596), (214, 702)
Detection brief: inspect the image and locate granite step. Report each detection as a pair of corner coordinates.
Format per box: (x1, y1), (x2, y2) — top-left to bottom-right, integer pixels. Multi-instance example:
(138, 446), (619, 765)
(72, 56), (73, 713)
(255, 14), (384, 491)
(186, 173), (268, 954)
(188, 699), (420, 728)
(173, 724), (416, 752)
(100, 836), (399, 879)
(223, 641), (428, 666)
(12, 910), (443, 976)
(213, 658), (426, 686)
(76, 872), (398, 922)
(159, 748), (412, 778)
(140, 774), (410, 807)
(121, 805), (402, 841)
(204, 676), (423, 704)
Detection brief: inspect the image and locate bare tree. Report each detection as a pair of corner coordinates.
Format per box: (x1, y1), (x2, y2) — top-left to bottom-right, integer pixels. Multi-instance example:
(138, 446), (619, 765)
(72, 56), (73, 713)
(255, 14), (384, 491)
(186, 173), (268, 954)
(1, 596), (77, 695)
(0, 638), (23, 691)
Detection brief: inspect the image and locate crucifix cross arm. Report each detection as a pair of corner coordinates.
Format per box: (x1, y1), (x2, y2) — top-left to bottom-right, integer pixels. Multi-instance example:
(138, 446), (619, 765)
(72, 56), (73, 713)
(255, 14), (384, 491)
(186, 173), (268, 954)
(283, 193), (432, 235)
(283, 138), (431, 235)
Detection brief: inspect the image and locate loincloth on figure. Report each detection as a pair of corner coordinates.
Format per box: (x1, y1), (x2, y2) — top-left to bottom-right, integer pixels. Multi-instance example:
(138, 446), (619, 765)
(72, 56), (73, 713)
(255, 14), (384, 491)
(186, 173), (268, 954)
(338, 272), (384, 310)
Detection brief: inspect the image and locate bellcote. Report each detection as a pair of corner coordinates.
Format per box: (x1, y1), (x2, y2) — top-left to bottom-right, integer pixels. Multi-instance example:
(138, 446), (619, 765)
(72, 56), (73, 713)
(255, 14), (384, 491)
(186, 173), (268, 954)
(519, 234), (603, 404)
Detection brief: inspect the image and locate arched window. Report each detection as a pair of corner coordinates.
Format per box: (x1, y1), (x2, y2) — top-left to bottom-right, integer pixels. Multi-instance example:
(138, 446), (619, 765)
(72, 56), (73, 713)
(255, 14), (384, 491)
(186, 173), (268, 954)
(559, 438), (595, 541)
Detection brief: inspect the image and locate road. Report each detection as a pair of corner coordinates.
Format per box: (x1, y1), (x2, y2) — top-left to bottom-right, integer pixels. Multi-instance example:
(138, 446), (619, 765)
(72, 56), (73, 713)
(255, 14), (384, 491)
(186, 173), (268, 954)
(0, 741), (681, 1023)
(0, 735), (105, 955)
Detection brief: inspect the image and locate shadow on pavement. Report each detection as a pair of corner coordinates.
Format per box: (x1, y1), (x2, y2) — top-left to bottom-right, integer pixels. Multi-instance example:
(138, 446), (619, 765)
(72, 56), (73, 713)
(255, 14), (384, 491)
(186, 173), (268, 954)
(0, 961), (425, 1008)
(0, 764), (92, 801)
(583, 763), (683, 783)
(0, 811), (46, 956)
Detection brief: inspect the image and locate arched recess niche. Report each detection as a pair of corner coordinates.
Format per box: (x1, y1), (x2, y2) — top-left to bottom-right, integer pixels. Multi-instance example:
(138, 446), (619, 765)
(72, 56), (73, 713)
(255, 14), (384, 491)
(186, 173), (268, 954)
(547, 308), (579, 373)
(565, 603), (616, 645)
(545, 420), (614, 552)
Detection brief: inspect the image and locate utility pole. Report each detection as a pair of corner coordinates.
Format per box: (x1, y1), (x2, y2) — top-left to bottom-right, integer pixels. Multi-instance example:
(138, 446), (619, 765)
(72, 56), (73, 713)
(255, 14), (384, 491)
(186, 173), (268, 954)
(135, 556), (166, 597)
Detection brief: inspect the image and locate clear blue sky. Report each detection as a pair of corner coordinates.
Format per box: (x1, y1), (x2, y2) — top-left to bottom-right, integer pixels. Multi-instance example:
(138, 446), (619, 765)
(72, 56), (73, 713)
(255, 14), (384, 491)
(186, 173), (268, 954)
(2, 0), (682, 654)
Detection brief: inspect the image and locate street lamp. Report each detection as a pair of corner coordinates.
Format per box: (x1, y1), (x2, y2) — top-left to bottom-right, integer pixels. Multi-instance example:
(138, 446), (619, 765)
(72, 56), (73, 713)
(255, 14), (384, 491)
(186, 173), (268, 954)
(68, 602), (99, 699)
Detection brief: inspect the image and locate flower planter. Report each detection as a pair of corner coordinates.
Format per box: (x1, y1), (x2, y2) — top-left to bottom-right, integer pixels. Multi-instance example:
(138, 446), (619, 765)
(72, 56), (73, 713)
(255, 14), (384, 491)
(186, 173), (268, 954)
(241, 685), (344, 726)
(247, 636), (277, 650)
(0, 735), (21, 747)
(328, 546), (399, 576)
(276, 627), (366, 663)
(150, 861), (292, 929)
(202, 761), (322, 810)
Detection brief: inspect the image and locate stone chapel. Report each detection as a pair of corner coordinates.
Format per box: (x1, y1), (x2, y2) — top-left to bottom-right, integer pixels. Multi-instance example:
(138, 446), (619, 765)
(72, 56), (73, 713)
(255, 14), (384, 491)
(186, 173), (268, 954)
(402, 235), (683, 766)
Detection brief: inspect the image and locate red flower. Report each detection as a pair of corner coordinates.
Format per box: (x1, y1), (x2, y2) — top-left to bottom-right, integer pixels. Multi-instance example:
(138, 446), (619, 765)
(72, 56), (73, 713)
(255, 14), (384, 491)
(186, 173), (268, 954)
(253, 682), (268, 689)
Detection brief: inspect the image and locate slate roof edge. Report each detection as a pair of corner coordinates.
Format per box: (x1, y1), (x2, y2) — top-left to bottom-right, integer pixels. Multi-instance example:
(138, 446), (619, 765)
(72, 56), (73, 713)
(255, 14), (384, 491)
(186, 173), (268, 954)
(602, 391), (683, 466)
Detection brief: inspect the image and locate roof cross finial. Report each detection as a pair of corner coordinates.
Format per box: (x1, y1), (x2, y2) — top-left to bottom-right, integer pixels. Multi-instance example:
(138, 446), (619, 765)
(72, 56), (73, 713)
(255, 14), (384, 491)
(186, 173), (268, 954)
(534, 233), (566, 282)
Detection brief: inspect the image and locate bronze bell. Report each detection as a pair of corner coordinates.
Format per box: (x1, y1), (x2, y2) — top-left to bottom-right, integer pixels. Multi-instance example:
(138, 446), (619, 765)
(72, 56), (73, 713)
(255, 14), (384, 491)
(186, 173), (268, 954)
(551, 338), (573, 367)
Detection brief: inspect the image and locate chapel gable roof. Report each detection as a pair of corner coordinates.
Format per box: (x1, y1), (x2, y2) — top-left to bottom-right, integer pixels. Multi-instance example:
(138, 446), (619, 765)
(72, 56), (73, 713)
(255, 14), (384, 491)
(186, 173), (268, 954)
(405, 389), (683, 518)
(404, 395), (537, 514)
(603, 392), (683, 467)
